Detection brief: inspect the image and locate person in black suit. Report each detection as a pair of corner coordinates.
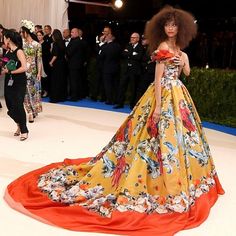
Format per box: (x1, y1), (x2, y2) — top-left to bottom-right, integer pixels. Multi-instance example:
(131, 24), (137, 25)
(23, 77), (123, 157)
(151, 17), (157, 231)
(100, 34), (121, 105)
(91, 26), (112, 102)
(66, 28), (87, 101)
(78, 28), (90, 99)
(138, 36), (155, 98)
(63, 29), (71, 47)
(114, 32), (144, 109)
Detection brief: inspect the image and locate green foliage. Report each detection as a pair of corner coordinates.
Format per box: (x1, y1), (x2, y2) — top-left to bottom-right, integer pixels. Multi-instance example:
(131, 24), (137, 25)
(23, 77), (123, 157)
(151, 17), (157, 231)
(87, 58), (236, 128)
(182, 68), (236, 127)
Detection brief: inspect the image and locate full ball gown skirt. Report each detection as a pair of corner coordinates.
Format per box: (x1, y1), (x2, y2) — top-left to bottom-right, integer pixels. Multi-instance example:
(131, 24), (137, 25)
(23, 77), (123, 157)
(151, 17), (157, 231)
(5, 52), (224, 236)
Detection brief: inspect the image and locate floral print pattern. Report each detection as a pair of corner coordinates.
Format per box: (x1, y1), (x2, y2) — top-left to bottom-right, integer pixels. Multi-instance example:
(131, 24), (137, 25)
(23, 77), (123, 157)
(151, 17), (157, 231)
(38, 51), (221, 218)
(23, 40), (42, 115)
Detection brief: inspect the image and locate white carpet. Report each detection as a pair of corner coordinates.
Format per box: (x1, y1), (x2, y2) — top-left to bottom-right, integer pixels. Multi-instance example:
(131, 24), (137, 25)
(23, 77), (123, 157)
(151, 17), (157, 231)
(0, 98), (235, 236)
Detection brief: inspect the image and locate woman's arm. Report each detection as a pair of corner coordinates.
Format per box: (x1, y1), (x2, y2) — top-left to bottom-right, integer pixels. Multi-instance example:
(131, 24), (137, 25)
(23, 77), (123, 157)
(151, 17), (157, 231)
(49, 56), (57, 67)
(49, 43), (57, 67)
(179, 52), (190, 76)
(152, 42), (167, 123)
(153, 61), (164, 123)
(36, 44), (42, 80)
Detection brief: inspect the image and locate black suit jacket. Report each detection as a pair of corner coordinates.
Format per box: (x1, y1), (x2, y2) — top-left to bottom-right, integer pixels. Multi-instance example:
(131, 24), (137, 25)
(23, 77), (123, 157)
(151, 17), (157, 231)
(100, 41), (121, 74)
(142, 46), (156, 74)
(123, 43), (144, 74)
(66, 37), (86, 69)
(95, 42), (107, 70)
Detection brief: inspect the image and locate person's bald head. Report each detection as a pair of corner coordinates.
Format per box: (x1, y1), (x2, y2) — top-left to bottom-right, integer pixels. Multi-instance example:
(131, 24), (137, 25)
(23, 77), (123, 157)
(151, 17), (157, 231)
(71, 28), (80, 38)
(63, 29), (70, 39)
(130, 32), (140, 44)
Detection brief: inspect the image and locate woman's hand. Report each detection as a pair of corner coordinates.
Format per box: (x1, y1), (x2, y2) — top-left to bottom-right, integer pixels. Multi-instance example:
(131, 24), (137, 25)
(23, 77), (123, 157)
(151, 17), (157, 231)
(1, 66), (8, 74)
(49, 61), (53, 67)
(153, 106), (161, 123)
(173, 54), (185, 68)
(36, 73), (41, 81)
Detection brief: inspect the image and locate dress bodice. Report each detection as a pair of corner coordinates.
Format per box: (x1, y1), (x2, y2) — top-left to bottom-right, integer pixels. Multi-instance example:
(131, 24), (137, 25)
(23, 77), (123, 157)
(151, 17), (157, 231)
(152, 49), (182, 89)
(162, 55), (179, 80)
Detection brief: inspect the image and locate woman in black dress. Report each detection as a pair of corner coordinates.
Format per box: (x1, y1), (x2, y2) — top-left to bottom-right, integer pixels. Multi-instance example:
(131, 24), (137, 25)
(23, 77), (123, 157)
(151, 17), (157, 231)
(49, 29), (67, 103)
(2, 29), (28, 140)
(0, 24), (6, 109)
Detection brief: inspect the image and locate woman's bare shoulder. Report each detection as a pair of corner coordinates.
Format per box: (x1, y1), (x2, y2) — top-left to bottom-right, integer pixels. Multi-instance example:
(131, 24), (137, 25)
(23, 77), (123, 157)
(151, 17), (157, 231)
(181, 51), (189, 59)
(157, 42), (169, 50)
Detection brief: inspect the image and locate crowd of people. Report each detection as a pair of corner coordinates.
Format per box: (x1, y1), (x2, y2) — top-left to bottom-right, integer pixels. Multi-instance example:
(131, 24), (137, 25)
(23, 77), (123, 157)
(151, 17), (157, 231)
(1, 18), (235, 120)
(93, 26), (156, 109)
(0, 20), (158, 140)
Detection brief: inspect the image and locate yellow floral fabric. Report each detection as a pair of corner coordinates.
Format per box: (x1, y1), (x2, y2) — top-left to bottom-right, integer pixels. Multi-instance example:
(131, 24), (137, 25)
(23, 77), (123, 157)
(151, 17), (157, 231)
(38, 54), (221, 218)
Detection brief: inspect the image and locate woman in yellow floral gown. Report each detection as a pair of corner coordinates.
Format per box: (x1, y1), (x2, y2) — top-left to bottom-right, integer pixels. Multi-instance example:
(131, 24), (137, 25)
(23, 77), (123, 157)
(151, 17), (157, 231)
(5, 7), (224, 236)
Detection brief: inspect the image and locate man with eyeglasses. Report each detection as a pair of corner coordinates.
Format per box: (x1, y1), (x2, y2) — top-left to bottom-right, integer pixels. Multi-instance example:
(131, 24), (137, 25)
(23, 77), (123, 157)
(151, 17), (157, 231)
(114, 32), (144, 109)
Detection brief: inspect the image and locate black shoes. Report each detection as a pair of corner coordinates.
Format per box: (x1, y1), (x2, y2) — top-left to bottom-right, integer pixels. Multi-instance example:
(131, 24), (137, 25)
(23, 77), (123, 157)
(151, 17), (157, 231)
(90, 96), (97, 102)
(105, 101), (114, 105)
(28, 114), (34, 123)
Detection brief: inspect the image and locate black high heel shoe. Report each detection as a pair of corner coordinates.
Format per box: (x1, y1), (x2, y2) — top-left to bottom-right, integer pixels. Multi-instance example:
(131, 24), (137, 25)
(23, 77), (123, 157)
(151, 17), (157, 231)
(28, 114), (34, 123)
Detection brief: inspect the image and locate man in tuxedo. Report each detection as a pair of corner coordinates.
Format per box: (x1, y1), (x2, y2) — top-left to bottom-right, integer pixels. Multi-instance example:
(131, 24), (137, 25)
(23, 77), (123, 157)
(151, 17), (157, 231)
(77, 28), (90, 99)
(63, 29), (71, 47)
(100, 33), (121, 105)
(91, 26), (112, 102)
(114, 32), (144, 109)
(66, 28), (87, 101)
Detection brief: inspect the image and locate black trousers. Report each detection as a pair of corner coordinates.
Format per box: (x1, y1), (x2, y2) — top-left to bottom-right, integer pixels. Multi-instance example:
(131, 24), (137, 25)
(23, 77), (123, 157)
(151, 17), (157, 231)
(91, 65), (106, 101)
(103, 71), (119, 104)
(137, 71), (155, 99)
(68, 67), (83, 100)
(4, 79), (28, 134)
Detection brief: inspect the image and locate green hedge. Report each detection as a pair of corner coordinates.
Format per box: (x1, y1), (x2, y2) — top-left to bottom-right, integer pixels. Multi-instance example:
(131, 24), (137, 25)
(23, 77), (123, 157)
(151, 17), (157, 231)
(88, 58), (236, 128)
(182, 68), (236, 128)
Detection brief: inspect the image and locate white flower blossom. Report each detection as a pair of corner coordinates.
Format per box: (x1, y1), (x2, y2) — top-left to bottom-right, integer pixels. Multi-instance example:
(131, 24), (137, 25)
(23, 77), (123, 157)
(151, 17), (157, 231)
(21, 19), (35, 33)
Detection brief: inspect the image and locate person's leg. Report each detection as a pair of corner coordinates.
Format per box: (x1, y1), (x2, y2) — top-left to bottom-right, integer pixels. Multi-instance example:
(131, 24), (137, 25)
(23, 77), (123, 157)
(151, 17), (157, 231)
(129, 73), (138, 109)
(13, 84), (28, 134)
(114, 73), (129, 108)
(68, 69), (79, 101)
(103, 72), (114, 104)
